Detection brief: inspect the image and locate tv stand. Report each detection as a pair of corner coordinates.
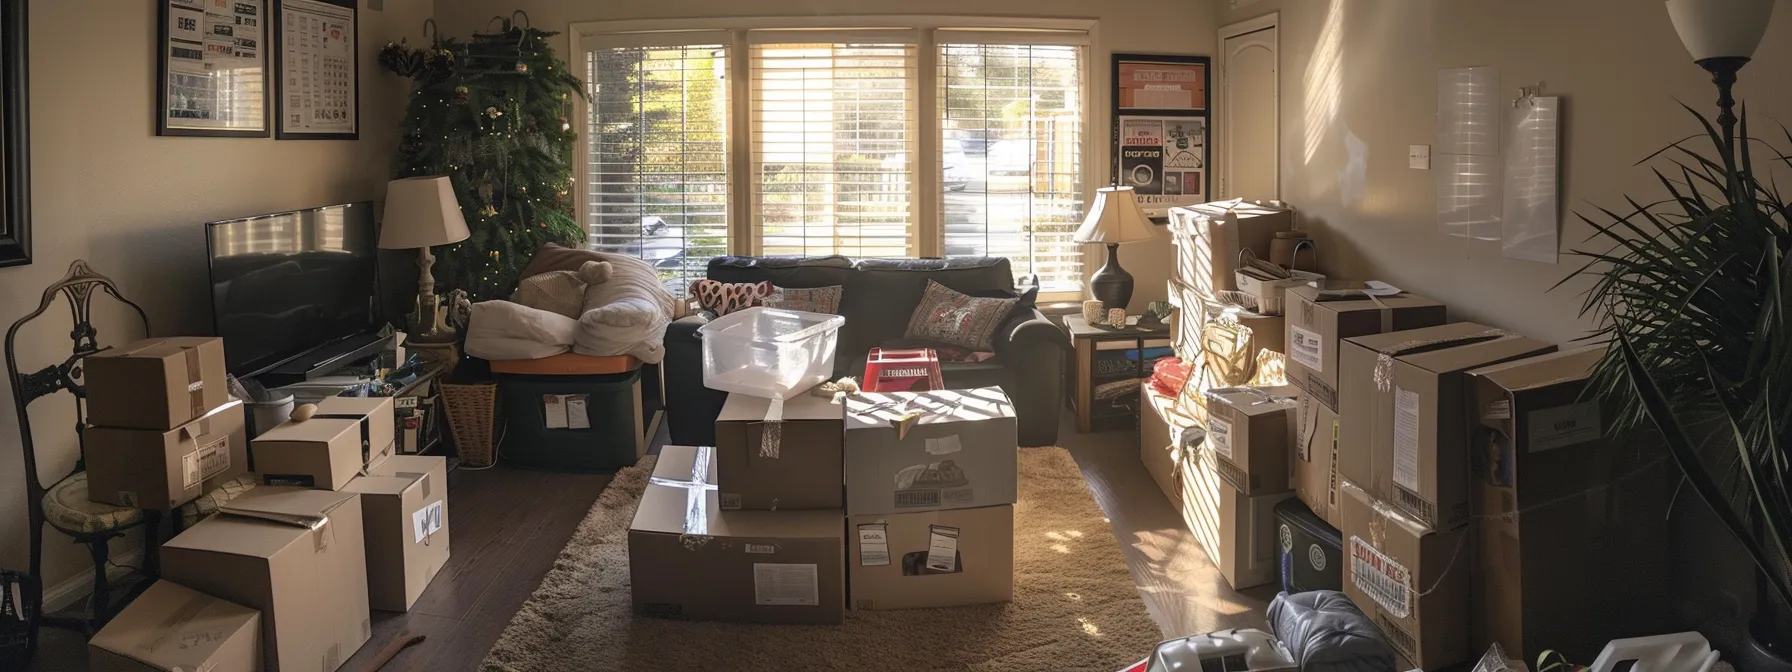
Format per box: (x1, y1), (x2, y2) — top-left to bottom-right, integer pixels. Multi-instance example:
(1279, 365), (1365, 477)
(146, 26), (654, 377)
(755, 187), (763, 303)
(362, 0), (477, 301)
(255, 332), (392, 388)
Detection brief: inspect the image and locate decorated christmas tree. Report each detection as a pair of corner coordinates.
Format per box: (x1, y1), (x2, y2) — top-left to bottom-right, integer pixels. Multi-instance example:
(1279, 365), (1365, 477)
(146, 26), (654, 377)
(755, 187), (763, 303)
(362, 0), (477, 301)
(379, 15), (587, 302)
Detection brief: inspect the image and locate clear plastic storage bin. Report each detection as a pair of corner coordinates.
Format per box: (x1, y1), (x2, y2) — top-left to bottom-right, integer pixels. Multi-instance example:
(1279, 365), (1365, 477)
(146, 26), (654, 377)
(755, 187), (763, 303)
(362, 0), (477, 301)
(697, 307), (847, 399)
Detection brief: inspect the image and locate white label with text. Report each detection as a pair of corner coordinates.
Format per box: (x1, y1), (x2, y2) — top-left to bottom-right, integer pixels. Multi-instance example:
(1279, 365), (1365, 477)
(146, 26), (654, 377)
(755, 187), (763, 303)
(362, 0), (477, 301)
(412, 501), (445, 543)
(1289, 326), (1324, 371)
(1208, 415), (1234, 459)
(926, 525), (960, 572)
(1392, 387), (1422, 492)
(1528, 402), (1600, 452)
(1349, 536), (1411, 618)
(753, 563), (818, 606)
(858, 524), (890, 566)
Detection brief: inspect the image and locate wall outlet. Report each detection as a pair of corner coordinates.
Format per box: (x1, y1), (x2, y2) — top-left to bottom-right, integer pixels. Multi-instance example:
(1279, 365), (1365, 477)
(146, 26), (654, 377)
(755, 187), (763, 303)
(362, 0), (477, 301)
(1408, 145), (1431, 169)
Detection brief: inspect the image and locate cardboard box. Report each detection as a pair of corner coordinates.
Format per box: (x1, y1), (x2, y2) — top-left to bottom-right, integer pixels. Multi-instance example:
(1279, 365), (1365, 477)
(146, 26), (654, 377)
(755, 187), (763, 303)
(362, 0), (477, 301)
(848, 504), (1014, 610)
(715, 392), (844, 510)
(1140, 383), (1192, 509)
(630, 445), (845, 624)
(1292, 394), (1342, 527)
(1203, 385), (1298, 495)
(1338, 322), (1554, 529)
(1166, 201), (1292, 322)
(88, 580), (260, 672)
(1283, 287), (1447, 411)
(1338, 480), (1468, 670)
(314, 396), (397, 471)
(162, 486), (371, 672)
(252, 413), (383, 491)
(1466, 347), (1674, 660)
(85, 399), (248, 510)
(85, 336), (227, 430)
(844, 388), (1017, 516)
(1177, 441), (1294, 590)
(344, 455), (450, 612)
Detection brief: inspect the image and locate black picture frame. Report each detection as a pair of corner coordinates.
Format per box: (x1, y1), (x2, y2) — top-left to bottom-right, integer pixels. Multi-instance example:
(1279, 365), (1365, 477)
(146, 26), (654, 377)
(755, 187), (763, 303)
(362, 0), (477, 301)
(273, 0), (359, 140)
(157, 0), (272, 138)
(1110, 53), (1213, 212)
(0, 0), (28, 268)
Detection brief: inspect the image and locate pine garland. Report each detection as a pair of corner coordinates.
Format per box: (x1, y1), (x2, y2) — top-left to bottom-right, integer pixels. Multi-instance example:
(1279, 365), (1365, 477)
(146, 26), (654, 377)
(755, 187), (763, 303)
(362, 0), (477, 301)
(380, 16), (588, 302)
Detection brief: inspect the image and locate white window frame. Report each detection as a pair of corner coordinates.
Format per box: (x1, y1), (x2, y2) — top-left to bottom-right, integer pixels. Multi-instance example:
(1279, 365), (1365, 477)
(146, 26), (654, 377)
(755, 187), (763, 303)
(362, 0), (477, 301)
(571, 16), (1100, 301)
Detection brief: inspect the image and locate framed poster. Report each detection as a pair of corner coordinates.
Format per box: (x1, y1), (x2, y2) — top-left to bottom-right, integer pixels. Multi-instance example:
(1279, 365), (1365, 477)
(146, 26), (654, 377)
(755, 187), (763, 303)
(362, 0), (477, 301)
(1112, 54), (1211, 217)
(0, 0), (28, 267)
(274, 0), (358, 140)
(158, 0), (270, 137)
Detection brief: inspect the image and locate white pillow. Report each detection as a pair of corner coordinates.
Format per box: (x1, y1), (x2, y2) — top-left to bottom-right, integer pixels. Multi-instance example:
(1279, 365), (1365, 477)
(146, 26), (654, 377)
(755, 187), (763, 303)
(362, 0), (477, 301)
(465, 300), (577, 360)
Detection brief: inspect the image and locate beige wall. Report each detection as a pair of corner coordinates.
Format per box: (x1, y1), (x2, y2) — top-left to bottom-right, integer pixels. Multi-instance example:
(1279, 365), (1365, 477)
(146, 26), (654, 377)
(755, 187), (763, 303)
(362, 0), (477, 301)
(0, 0), (430, 591)
(433, 0), (1219, 312)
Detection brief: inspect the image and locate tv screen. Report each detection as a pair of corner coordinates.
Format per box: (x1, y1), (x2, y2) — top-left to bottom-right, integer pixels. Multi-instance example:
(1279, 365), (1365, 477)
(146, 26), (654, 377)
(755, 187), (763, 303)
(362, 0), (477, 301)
(206, 202), (380, 376)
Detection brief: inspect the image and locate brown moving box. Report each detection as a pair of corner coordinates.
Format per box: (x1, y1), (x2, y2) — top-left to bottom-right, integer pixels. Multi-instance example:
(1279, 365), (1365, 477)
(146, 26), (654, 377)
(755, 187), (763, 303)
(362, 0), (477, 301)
(1203, 386), (1298, 495)
(630, 445), (845, 624)
(1140, 383), (1191, 509)
(345, 455), (451, 612)
(1283, 287), (1446, 411)
(1339, 479), (1469, 671)
(848, 504), (1014, 610)
(314, 396), (397, 471)
(844, 388), (1017, 516)
(85, 336), (227, 430)
(1292, 394), (1342, 527)
(163, 486), (370, 672)
(1338, 322), (1554, 529)
(252, 414), (379, 491)
(1178, 440), (1294, 590)
(88, 580), (260, 672)
(85, 399), (248, 510)
(715, 392), (845, 510)
(1166, 200), (1292, 307)
(1466, 347), (1673, 660)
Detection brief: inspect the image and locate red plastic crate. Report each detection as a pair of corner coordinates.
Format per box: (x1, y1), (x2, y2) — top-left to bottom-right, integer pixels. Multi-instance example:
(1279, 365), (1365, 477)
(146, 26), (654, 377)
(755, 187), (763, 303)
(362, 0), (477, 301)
(862, 347), (945, 392)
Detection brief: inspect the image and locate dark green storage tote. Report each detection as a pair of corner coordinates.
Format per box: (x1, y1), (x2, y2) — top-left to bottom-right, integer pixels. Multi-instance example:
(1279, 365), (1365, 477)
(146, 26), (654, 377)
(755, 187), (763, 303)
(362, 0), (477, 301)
(497, 369), (642, 473)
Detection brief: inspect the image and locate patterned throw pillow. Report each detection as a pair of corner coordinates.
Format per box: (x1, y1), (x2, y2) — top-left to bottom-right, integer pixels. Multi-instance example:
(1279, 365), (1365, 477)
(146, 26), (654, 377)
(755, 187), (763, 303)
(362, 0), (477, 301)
(511, 270), (587, 318)
(903, 280), (1018, 351)
(689, 279), (773, 316)
(763, 285), (844, 314)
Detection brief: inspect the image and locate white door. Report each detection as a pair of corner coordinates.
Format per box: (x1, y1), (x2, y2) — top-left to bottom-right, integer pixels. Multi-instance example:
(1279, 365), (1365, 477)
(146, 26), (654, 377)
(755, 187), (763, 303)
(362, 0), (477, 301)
(1218, 16), (1279, 200)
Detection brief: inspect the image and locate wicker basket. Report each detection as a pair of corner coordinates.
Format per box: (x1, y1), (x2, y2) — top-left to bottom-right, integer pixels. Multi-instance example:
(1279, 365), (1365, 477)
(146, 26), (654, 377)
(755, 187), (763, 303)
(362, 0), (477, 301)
(441, 381), (499, 467)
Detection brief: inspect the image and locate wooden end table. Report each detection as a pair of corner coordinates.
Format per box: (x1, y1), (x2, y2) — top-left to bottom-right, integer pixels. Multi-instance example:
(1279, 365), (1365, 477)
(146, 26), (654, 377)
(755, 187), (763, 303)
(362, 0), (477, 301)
(1065, 315), (1175, 433)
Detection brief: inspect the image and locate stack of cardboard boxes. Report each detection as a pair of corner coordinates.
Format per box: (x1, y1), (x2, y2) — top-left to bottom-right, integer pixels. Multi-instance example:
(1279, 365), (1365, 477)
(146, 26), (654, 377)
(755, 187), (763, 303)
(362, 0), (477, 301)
(628, 387), (1018, 622)
(79, 336), (453, 672)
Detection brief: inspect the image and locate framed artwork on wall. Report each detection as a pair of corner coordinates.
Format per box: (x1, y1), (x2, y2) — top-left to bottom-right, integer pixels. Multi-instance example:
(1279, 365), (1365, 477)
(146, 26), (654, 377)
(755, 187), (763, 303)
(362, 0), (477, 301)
(274, 0), (358, 140)
(1111, 53), (1212, 217)
(158, 0), (271, 137)
(0, 0), (28, 267)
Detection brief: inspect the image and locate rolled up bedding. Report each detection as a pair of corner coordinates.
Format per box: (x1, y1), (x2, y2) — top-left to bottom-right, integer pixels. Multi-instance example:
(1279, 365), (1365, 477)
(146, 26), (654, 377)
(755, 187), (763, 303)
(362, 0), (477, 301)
(465, 300), (578, 360)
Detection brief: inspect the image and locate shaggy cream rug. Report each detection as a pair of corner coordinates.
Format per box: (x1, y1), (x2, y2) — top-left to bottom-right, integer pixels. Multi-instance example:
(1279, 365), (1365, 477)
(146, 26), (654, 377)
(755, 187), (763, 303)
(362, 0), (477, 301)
(482, 447), (1164, 671)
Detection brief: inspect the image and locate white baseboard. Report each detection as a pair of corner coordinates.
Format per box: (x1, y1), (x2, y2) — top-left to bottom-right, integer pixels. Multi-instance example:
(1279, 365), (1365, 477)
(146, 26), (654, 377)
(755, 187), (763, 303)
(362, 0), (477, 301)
(42, 549), (145, 613)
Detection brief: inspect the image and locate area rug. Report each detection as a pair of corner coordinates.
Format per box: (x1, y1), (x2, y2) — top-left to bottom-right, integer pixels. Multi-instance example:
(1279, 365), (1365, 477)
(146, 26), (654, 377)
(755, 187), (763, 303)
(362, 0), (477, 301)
(481, 447), (1165, 671)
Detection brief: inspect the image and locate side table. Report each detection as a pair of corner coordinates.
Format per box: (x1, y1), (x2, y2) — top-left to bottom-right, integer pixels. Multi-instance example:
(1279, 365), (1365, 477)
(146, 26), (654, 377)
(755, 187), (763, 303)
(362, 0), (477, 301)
(1065, 315), (1174, 433)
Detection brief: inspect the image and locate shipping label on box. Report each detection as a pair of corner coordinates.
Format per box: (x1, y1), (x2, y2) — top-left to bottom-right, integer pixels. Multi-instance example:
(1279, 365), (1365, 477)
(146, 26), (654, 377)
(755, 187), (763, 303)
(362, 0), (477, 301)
(716, 393), (845, 510)
(848, 505), (1014, 610)
(845, 389), (1017, 516)
(85, 400), (248, 511)
(85, 336), (228, 430)
(1337, 322), (1554, 529)
(1338, 480), (1469, 670)
(1204, 385), (1298, 495)
(88, 580), (260, 672)
(1283, 287), (1447, 412)
(629, 445), (845, 624)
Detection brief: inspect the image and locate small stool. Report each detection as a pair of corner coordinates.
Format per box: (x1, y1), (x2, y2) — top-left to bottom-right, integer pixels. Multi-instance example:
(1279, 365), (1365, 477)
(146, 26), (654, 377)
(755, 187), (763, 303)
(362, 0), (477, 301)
(489, 354), (648, 473)
(863, 347), (945, 393)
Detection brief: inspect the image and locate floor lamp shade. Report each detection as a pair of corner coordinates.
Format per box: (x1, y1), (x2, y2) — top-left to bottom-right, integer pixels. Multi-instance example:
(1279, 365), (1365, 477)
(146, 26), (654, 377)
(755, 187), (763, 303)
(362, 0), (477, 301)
(1075, 186), (1158, 311)
(1667, 0), (1775, 61)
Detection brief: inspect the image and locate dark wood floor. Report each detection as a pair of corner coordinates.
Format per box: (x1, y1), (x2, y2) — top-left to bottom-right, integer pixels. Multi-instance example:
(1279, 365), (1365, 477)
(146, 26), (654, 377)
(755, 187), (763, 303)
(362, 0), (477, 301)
(32, 415), (1268, 670)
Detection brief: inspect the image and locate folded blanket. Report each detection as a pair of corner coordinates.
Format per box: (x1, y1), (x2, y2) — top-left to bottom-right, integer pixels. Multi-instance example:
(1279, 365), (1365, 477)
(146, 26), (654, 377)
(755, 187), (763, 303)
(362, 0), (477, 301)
(465, 300), (578, 361)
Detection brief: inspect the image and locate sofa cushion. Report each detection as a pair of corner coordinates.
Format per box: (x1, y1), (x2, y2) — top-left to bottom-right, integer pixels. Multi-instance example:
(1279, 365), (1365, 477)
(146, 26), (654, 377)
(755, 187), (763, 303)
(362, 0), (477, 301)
(708, 255), (854, 288)
(837, 257), (1018, 355)
(904, 280), (1018, 351)
(764, 285), (844, 314)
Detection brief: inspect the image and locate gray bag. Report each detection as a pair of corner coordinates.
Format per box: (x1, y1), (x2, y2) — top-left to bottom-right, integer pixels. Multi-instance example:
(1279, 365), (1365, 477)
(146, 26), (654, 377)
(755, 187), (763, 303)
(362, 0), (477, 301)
(1266, 591), (1398, 672)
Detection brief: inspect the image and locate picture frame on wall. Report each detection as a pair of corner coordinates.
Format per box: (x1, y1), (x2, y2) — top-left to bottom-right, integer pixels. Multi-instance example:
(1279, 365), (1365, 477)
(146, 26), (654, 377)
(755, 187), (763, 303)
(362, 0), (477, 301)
(158, 0), (271, 137)
(1111, 53), (1212, 217)
(274, 0), (359, 140)
(0, 0), (27, 267)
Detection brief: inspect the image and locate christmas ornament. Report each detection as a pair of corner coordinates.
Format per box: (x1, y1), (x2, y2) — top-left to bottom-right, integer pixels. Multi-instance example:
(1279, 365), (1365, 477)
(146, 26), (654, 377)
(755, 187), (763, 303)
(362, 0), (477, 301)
(480, 205), (497, 217)
(485, 106), (502, 119)
(515, 62), (529, 73)
(453, 85), (469, 104)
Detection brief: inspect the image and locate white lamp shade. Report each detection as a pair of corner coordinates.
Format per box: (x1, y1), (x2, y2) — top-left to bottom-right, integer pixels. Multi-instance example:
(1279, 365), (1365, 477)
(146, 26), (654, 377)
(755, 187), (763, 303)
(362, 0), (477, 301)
(379, 176), (471, 249)
(1667, 0), (1776, 61)
(1075, 186), (1158, 244)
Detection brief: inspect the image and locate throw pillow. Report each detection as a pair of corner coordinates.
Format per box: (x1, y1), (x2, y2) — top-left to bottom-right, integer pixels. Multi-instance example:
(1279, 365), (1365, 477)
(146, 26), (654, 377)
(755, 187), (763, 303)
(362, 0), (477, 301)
(511, 270), (587, 319)
(763, 285), (844, 314)
(690, 279), (772, 316)
(904, 280), (1018, 351)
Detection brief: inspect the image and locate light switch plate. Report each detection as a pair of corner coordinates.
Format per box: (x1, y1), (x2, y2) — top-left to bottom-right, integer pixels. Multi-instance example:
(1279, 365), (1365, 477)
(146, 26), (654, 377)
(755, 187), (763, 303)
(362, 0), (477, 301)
(1409, 145), (1431, 169)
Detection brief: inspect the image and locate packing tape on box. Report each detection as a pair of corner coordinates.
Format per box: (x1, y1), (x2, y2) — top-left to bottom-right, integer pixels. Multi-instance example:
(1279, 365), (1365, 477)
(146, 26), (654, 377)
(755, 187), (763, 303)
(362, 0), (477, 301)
(1372, 329), (1519, 392)
(758, 397), (784, 459)
(140, 591), (214, 656)
(314, 412), (375, 467)
(648, 445), (718, 544)
(184, 345), (205, 419)
(1206, 385), (1297, 410)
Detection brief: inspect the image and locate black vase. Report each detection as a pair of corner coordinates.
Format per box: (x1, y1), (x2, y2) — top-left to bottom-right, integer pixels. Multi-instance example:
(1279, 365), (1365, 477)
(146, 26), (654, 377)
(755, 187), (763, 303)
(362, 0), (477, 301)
(1089, 243), (1133, 311)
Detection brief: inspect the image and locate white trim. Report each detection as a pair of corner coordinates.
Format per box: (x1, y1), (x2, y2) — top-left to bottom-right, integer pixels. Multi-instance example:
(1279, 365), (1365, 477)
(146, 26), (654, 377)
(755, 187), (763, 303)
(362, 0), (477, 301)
(42, 548), (144, 613)
(746, 28), (922, 45)
(1214, 13), (1279, 201)
(580, 29), (732, 49)
(572, 16), (1097, 37)
(935, 29), (1091, 46)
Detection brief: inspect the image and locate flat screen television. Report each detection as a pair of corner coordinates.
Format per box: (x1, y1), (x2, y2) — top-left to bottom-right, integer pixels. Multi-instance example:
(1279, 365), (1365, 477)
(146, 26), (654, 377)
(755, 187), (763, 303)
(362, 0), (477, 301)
(205, 202), (381, 377)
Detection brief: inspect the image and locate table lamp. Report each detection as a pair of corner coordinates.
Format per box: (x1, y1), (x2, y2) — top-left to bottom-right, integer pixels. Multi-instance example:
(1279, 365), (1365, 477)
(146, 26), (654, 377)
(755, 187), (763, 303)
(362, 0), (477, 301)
(1075, 185), (1157, 310)
(380, 176), (470, 342)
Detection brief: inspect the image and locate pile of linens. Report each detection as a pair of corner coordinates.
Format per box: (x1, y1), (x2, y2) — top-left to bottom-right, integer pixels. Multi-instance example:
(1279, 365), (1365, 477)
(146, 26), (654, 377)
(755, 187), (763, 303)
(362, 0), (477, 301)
(463, 244), (676, 363)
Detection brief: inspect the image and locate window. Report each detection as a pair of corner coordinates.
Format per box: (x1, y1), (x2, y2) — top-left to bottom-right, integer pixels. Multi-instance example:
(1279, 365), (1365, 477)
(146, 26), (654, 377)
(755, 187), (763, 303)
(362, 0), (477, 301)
(578, 20), (1090, 296)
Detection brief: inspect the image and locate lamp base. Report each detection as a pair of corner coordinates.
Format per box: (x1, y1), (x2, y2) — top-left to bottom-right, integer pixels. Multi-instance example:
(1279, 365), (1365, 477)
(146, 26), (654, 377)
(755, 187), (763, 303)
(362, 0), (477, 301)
(1088, 243), (1134, 311)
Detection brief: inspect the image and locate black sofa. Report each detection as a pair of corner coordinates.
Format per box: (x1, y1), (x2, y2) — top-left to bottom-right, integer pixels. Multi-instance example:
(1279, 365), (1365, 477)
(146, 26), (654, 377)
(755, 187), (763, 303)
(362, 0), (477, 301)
(663, 256), (1069, 447)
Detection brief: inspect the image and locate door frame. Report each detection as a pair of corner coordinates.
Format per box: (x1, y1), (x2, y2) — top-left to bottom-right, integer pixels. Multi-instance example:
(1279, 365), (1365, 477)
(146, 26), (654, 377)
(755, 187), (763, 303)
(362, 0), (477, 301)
(1215, 13), (1279, 200)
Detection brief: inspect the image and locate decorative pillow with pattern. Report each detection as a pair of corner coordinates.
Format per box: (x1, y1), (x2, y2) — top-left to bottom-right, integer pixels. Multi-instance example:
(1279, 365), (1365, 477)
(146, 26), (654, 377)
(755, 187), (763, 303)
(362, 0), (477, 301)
(763, 285), (844, 314)
(903, 280), (1018, 351)
(689, 279), (773, 316)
